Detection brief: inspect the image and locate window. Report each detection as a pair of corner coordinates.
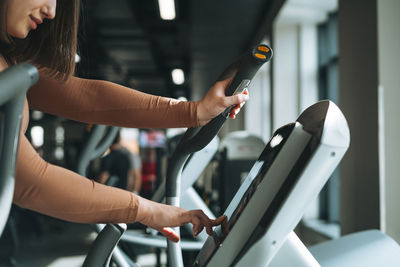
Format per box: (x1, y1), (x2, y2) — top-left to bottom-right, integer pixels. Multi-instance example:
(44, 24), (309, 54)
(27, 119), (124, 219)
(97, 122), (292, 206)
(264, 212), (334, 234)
(318, 12), (339, 223)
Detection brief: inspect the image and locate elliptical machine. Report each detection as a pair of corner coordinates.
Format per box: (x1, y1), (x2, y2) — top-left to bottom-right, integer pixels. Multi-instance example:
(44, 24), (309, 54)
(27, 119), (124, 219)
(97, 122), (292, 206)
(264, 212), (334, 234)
(82, 34), (400, 265)
(82, 44), (273, 266)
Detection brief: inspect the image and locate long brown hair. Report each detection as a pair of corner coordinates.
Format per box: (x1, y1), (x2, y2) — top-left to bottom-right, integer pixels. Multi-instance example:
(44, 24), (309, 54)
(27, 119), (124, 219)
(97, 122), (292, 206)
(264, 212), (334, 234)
(0, 0), (80, 80)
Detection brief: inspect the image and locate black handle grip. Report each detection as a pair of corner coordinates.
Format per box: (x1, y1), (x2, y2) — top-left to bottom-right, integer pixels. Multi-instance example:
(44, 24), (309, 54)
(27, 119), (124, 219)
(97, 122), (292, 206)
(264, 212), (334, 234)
(166, 44), (273, 198)
(218, 44), (273, 93)
(83, 224), (127, 267)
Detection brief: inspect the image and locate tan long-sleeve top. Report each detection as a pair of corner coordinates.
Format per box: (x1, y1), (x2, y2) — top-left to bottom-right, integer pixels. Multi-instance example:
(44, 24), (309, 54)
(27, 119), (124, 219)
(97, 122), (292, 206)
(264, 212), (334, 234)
(13, 72), (198, 224)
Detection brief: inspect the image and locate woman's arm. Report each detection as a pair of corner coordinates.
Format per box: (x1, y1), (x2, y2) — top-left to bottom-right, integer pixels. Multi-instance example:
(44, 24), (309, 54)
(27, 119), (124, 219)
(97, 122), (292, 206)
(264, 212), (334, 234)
(27, 71), (248, 128)
(27, 71), (198, 128)
(14, 133), (138, 223)
(14, 133), (222, 240)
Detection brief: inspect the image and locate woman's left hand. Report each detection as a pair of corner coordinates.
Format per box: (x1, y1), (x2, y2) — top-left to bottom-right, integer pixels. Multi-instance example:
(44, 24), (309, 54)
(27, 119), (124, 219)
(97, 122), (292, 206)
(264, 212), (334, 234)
(135, 195), (227, 242)
(196, 78), (249, 126)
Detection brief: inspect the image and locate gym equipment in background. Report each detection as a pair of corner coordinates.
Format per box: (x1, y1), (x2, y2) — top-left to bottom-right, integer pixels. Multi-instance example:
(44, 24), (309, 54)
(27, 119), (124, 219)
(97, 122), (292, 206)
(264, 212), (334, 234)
(216, 131), (265, 212)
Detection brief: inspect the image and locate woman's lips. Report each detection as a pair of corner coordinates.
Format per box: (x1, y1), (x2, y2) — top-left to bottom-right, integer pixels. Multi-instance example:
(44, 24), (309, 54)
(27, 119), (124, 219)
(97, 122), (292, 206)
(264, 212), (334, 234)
(29, 16), (42, 30)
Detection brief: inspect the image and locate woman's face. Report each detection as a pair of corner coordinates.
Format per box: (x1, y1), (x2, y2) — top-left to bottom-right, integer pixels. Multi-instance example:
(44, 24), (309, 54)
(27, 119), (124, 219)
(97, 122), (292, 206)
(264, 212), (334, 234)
(7, 0), (56, 38)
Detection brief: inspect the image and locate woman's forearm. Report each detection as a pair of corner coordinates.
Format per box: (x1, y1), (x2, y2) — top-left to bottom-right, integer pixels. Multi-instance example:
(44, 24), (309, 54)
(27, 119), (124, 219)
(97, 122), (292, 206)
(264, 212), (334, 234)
(14, 134), (139, 224)
(27, 72), (199, 128)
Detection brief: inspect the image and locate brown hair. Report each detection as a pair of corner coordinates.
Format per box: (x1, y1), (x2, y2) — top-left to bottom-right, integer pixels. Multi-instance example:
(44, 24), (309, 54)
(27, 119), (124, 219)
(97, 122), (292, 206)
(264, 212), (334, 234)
(0, 0), (80, 80)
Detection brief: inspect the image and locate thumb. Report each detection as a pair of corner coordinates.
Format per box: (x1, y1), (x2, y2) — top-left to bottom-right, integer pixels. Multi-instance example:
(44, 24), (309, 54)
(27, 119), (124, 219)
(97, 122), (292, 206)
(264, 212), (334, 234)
(224, 93), (249, 107)
(160, 227), (180, 243)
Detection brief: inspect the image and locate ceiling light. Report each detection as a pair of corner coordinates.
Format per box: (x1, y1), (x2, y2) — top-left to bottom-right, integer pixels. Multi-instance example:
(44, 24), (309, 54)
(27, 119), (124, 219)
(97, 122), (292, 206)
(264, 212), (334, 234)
(31, 126), (44, 147)
(158, 0), (176, 20)
(75, 53), (81, 63)
(172, 69), (185, 85)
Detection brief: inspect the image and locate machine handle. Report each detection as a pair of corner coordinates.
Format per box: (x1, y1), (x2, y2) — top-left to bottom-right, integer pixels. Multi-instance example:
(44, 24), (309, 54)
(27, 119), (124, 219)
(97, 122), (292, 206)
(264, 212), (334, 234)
(82, 224), (127, 267)
(166, 44), (273, 198)
(165, 44), (272, 267)
(0, 63), (39, 104)
(0, 63), (39, 236)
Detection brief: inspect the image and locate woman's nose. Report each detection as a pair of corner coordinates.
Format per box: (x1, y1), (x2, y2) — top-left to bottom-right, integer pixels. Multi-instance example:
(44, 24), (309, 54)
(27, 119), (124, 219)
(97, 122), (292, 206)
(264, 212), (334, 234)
(41, 0), (56, 20)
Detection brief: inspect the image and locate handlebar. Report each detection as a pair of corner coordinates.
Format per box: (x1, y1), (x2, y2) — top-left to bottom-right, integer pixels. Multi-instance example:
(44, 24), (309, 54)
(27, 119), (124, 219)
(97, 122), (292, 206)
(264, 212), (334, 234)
(166, 44), (273, 198)
(0, 63), (39, 235)
(165, 44), (272, 267)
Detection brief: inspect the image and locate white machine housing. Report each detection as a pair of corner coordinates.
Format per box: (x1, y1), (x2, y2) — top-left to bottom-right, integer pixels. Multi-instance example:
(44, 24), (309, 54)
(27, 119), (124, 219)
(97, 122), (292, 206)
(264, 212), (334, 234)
(194, 100), (350, 267)
(308, 229), (400, 267)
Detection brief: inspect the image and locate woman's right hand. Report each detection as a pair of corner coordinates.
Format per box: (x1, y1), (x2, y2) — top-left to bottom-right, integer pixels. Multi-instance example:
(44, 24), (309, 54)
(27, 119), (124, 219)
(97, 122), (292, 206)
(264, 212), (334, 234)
(196, 78), (249, 126)
(136, 195), (226, 242)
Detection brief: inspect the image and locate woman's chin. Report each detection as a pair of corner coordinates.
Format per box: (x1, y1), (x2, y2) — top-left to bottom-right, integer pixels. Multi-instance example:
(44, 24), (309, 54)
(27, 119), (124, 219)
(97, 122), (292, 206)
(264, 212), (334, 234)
(8, 29), (30, 39)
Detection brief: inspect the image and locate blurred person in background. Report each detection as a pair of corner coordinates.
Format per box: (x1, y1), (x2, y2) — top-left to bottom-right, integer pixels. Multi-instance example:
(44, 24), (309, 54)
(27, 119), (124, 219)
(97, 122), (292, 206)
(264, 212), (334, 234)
(99, 132), (142, 193)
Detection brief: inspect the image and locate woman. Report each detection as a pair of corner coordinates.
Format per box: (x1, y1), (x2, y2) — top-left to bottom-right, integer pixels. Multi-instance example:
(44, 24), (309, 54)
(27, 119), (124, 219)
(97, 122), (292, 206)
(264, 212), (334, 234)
(0, 0), (248, 241)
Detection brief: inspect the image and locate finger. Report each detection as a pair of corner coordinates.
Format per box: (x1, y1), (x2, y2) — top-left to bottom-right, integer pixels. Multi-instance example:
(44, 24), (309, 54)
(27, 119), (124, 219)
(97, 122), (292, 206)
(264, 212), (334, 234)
(221, 217), (229, 235)
(210, 215), (227, 226)
(201, 217), (213, 236)
(205, 223), (213, 236)
(160, 227), (180, 243)
(191, 216), (202, 237)
(225, 93), (249, 107)
(194, 210), (213, 236)
(229, 106), (241, 119)
(192, 224), (204, 237)
(229, 105), (240, 115)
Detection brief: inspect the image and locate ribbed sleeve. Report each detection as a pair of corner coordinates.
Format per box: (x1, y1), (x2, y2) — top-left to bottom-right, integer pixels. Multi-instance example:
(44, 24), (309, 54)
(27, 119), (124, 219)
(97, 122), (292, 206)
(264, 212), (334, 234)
(27, 73), (199, 128)
(14, 132), (139, 224)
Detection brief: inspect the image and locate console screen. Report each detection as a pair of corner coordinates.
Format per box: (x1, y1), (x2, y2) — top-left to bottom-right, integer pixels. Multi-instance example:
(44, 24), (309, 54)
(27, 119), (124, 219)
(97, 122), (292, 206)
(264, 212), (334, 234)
(213, 123), (295, 242)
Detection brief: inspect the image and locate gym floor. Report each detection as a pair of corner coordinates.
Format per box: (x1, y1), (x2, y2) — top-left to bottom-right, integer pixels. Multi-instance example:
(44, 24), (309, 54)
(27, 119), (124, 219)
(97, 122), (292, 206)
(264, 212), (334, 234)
(14, 223), (93, 267)
(5, 218), (165, 267)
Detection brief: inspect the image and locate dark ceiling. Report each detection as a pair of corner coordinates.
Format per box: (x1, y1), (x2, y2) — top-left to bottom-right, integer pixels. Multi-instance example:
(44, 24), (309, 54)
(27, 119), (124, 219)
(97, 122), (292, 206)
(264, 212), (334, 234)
(77, 0), (285, 100)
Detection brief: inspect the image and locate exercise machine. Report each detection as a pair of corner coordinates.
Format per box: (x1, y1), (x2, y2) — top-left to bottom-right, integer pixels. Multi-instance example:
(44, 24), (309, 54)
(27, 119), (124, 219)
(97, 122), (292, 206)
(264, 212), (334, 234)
(175, 98), (400, 266)
(0, 64), (39, 265)
(160, 40), (400, 265)
(84, 41), (400, 266)
(165, 44), (273, 266)
(83, 43), (273, 266)
(0, 64), (39, 235)
(193, 99), (351, 266)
